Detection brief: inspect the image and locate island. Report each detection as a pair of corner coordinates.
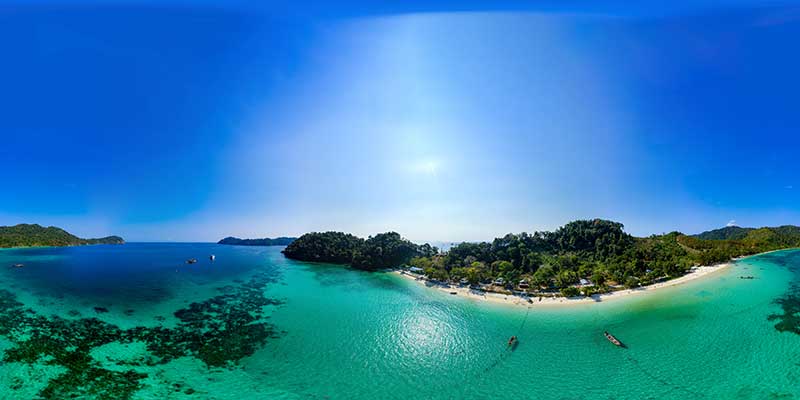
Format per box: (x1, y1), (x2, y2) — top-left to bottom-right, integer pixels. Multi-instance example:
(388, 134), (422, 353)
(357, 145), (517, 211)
(283, 219), (800, 299)
(217, 236), (296, 246)
(0, 224), (124, 248)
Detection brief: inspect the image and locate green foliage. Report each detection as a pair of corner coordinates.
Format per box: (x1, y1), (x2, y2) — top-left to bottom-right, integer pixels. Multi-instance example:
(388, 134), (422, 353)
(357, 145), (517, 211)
(283, 231), (438, 271)
(624, 276), (640, 289)
(694, 226), (753, 240)
(282, 232), (364, 264)
(560, 287), (581, 297)
(0, 224), (124, 248)
(352, 232), (420, 271)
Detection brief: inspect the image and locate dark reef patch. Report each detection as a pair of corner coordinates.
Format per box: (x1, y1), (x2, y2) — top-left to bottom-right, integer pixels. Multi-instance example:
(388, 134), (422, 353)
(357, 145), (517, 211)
(767, 252), (800, 335)
(768, 288), (800, 335)
(0, 270), (283, 399)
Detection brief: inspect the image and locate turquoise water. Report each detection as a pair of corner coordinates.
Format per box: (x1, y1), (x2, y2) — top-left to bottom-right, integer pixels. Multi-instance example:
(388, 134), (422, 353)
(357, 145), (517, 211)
(0, 244), (798, 399)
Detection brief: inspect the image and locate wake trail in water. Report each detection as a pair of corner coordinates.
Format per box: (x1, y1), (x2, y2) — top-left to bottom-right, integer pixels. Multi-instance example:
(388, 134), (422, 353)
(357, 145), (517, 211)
(588, 306), (706, 398)
(479, 306), (531, 374)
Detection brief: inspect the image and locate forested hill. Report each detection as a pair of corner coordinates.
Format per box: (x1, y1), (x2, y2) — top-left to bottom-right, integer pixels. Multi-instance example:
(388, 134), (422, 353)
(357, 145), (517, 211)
(0, 224), (124, 248)
(217, 237), (296, 246)
(282, 232), (437, 270)
(694, 225), (800, 241)
(283, 219), (800, 296)
(693, 226), (754, 240)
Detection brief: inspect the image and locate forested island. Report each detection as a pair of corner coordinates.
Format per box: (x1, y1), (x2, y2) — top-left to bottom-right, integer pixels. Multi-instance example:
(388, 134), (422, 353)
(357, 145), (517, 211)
(217, 237), (296, 246)
(283, 219), (800, 297)
(0, 224), (124, 248)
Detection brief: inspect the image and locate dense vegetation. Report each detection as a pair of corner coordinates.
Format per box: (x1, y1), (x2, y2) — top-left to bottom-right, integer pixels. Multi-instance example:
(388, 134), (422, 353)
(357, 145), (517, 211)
(352, 232), (438, 271)
(283, 220), (800, 296)
(693, 226), (754, 240)
(283, 231), (437, 270)
(0, 224), (123, 248)
(282, 232), (367, 264)
(218, 236), (296, 246)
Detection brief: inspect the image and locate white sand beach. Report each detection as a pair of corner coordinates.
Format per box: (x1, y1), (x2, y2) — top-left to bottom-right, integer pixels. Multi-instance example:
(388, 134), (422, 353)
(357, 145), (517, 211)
(394, 262), (733, 307)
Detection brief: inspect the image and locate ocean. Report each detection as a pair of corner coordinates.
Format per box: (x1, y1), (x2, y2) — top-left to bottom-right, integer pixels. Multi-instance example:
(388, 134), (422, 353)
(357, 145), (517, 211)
(0, 243), (798, 399)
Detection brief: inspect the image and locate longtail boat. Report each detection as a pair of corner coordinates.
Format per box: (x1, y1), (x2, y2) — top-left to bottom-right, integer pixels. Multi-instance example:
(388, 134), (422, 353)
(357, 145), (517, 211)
(508, 336), (517, 346)
(604, 331), (625, 347)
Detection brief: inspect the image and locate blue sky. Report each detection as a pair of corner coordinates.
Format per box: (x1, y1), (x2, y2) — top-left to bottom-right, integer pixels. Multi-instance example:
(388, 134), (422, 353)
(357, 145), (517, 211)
(1, 1), (799, 242)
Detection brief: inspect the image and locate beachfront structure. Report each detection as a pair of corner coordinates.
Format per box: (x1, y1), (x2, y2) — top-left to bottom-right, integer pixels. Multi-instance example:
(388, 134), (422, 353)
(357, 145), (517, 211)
(518, 279), (530, 289)
(409, 266), (424, 273)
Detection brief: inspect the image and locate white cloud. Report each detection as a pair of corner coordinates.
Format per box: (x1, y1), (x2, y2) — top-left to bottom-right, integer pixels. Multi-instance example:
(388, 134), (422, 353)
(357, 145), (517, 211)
(726, 220), (737, 227)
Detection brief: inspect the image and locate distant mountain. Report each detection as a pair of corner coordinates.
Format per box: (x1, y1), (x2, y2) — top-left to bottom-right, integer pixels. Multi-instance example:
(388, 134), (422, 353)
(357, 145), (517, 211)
(693, 226), (754, 240)
(217, 236), (296, 246)
(0, 224), (124, 248)
(694, 225), (800, 241)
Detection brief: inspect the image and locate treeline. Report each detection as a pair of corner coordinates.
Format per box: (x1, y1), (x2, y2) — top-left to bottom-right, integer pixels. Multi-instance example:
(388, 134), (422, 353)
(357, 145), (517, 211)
(282, 220), (800, 296)
(682, 225), (800, 265)
(217, 236), (296, 246)
(0, 224), (124, 248)
(282, 232), (437, 270)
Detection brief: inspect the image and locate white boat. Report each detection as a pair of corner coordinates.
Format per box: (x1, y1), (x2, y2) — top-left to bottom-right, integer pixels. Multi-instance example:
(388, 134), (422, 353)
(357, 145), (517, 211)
(210, 255), (216, 261)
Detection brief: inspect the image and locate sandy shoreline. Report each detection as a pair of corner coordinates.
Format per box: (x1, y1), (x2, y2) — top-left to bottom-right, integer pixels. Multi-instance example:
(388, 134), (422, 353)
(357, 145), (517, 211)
(394, 262), (734, 308)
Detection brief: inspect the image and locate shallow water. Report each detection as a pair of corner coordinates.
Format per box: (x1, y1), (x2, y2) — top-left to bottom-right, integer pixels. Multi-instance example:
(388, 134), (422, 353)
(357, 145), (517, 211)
(0, 244), (798, 399)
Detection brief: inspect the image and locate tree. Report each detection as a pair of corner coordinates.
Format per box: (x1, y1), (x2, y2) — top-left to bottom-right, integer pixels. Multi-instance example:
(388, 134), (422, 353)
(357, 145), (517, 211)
(560, 286), (581, 297)
(532, 265), (555, 288)
(624, 276), (640, 289)
(554, 270), (578, 288)
(352, 232), (419, 271)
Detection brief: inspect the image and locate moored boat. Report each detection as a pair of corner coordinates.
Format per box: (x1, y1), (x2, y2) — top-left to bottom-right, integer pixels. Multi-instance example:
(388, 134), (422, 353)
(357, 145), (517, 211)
(508, 336), (517, 346)
(11, 264), (24, 268)
(210, 255), (216, 261)
(186, 259), (197, 264)
(604, 331), (625, 347)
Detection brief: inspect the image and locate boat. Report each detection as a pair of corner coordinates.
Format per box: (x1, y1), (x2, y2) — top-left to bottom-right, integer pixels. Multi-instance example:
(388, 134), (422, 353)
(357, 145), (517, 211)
(604, 331), (625, 347)
(508, 336), (517, 346)
(449, 291), (457, 295)
(210, 255), (216, 261)
(11, 264), (24, 268)
(186, 259), (197, 264)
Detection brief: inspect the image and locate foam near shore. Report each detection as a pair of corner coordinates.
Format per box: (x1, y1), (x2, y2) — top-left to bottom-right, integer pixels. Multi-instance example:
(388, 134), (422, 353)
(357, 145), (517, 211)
(394, 262), (733, 308)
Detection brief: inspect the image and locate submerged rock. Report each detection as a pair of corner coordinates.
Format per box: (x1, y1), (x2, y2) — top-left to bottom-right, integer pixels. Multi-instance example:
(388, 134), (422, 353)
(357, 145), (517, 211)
(0, 269), (284, 398)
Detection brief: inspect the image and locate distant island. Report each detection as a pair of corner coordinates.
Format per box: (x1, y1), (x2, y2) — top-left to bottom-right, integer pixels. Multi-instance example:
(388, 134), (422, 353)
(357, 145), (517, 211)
(0, 224), (124, 248)
(218, 236), (296, 246)
(283, 219), (800, 298)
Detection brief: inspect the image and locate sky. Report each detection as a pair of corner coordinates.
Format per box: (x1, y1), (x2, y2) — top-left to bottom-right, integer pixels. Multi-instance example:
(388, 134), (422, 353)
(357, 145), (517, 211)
(1, 1), (799, 242)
